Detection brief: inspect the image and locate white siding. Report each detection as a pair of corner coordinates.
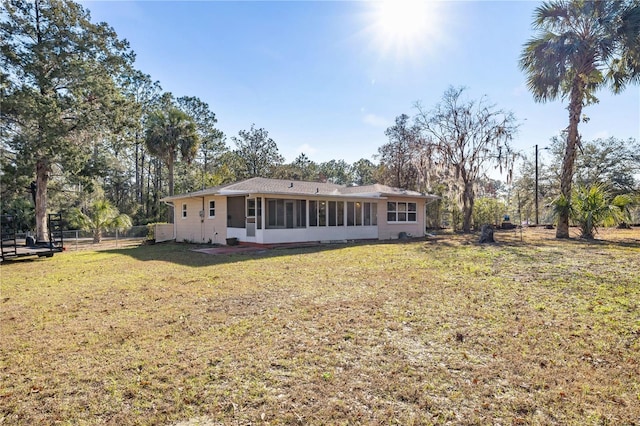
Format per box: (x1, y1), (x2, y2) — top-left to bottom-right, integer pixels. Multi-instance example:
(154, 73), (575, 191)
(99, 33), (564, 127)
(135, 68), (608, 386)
(257, 226), (377, 244)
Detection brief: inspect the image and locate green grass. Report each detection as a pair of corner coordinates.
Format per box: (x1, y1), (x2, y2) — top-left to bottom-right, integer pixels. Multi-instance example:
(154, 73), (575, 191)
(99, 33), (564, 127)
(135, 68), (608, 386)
(1, 228), (639, 425)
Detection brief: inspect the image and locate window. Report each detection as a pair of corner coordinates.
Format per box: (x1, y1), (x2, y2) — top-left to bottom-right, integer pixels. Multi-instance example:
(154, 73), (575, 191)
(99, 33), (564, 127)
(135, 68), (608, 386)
(387, 202), (417, 222)
(318, 201), (326, 226)
(312, 200), (347, 227)
(295, 200), (306, 228)
(398, 202), (407, 222)
(327, 201), (345, 226)
(208, 200), (215, 218)
(347, 202), (355, 226)
(328, 201), (337, 226)
(311, 200), (374, 226)
(257, 198), (262, 229)
(182, 203), (187, 219)
(310, 200), (330, 227)
(408, 202), (417, 222)
(266, 199), (306, 229)
(348, 201), (377, 226)
(337, 201), (344, 226)
(364, 202), (378, 226)
(268, 199), (280, 227)
(325, 201), (344, 226)
(309, 200), (318, 226)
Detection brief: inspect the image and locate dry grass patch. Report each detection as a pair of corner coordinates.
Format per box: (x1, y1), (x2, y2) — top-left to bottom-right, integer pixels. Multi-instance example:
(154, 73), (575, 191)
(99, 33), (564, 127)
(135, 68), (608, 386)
(1, 228), (639, 425)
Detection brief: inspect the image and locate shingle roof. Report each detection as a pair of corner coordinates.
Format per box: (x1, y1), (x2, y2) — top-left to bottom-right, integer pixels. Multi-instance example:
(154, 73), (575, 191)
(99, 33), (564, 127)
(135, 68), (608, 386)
(222, 177), (344, 195)
(162, 177), (437, 201)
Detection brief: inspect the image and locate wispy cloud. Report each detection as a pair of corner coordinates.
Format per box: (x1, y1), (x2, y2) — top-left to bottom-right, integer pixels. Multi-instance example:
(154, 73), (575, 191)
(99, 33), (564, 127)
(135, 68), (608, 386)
(362, 113), (389, 128)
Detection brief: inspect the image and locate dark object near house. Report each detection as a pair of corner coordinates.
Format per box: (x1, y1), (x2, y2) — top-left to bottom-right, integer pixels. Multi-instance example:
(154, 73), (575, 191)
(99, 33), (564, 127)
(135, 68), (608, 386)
(479, 224), (495, 243)
(1, 213), (64, 261)
(501, 214), (516, 229)
(226, 237), (238, 246)
(501, 219), (516, 229)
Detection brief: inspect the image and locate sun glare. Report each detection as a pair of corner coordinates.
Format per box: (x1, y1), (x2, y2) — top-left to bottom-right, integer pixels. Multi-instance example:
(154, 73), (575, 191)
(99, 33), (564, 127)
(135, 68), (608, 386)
(367, 0), (445, 60)
(377, 1), (429, 41)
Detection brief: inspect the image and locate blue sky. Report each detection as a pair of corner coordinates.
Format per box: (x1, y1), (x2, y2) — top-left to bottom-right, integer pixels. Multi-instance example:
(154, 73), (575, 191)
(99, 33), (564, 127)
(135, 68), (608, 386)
(83, 0), (639, 173)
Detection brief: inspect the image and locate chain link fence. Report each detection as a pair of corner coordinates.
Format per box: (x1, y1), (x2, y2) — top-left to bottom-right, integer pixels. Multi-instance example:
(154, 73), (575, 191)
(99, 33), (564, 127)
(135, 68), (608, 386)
(15, 225), (150, 251)
(63, 225), (149, 251)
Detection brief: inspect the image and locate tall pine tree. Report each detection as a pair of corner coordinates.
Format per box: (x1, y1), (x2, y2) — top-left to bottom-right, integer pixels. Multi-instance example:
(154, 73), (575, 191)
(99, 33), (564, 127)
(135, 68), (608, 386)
(1, 0), (133, 241)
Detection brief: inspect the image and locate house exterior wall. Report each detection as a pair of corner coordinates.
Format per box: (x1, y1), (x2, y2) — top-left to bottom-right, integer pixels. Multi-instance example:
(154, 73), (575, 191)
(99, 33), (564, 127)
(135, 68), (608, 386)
(224, 195), (380, 244)
(154, 224), (175, 243)
(204, 195), (227, 244)
(172, 194), (427, 245)
(377, 197), (426, 240)
(257, 225), (377, 244)
(174, 196), (227, 244)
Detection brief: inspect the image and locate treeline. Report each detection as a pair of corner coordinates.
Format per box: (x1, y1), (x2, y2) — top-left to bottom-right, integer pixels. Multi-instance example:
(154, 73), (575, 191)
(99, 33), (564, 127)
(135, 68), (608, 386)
(0, 0), (513, 235)
(1, 0), (639, 240)
(0, 1), (385, 235)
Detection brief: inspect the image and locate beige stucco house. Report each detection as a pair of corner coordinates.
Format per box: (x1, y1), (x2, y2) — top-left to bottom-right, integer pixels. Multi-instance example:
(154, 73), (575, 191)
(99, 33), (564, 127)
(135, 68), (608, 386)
(161, 177), (438, 245)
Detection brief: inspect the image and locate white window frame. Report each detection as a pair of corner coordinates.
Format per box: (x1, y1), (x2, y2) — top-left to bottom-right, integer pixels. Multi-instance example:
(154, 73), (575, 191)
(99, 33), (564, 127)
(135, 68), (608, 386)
(266, 198), (306, 229)
(387, 201), (417, 223)
(208, 200), (215, 218)
(346, 201), (377, 226)
(364, 202), (377, 226)
(181, 203), (188, 219)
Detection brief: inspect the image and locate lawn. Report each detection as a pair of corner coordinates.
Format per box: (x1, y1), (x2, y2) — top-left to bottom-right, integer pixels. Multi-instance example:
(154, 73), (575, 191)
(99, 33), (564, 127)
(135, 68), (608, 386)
(1, 228), (639, 425)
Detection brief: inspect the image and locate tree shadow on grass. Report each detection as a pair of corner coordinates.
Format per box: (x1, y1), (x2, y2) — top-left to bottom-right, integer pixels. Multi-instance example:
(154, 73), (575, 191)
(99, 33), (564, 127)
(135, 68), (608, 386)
(419, 228), (640, 251)
(568, 237), (640, 250)
(0, 257), (42, 267)
(97, 239), (398, 268)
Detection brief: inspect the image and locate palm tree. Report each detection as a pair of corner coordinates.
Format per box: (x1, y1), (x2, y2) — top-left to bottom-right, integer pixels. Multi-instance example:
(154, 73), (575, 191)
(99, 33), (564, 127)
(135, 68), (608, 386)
(610, 2), (640, 90)
(567, 184), (632, 239)
(145, 107), (200, 198)
(520, 0), (639, 239)
(70, 200), (132, 244)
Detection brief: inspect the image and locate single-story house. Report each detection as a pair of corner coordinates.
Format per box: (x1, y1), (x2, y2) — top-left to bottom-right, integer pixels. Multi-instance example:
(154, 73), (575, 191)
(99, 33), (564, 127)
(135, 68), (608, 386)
(161, 177), (438, 245)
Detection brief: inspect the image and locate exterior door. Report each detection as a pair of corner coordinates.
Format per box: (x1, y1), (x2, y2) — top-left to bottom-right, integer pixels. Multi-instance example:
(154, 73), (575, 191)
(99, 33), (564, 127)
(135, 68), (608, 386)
(246, 198), (256, 237)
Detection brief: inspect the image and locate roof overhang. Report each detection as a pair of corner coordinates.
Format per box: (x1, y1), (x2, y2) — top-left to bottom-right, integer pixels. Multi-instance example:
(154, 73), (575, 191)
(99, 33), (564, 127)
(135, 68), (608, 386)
(160, 178), (441, 203)
(162, 191), (439, 202)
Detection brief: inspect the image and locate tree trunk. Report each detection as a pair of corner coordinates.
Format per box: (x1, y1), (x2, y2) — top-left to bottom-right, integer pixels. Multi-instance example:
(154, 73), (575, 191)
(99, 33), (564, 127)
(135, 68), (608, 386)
(93, 228), (102, 244)
(167, 156), (174, 223)
(152, 159), (160, 220)
(461, 180), (474, 233)
(479, 224), (495, 243)
(35, 159), (50, 242)
(146, 160), (151, 215)
(135, 134), (141, 203)
(556, 79), (585, 239)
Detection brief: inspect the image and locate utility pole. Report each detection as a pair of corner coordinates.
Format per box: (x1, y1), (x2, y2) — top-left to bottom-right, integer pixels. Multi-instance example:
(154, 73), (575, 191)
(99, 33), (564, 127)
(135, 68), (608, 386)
(535, 144), (539, 226)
